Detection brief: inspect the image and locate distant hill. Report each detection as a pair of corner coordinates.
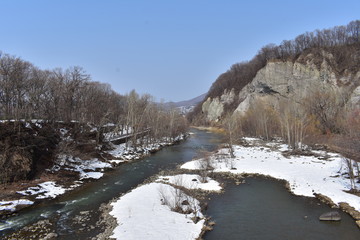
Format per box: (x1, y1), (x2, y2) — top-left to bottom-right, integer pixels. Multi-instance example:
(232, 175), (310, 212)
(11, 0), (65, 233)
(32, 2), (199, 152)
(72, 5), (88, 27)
(164, 93), (207, 114)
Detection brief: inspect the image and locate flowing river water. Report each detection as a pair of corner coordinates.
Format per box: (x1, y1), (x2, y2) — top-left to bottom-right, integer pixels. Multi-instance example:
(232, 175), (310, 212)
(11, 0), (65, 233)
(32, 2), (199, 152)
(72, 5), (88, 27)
(1, 129), (360, 239)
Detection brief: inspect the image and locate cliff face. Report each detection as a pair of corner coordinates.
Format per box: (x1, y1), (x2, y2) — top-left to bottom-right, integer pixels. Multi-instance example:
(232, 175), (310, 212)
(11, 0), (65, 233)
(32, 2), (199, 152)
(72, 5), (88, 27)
(200, 49), (360, 122)
(201, 89), (235, 121)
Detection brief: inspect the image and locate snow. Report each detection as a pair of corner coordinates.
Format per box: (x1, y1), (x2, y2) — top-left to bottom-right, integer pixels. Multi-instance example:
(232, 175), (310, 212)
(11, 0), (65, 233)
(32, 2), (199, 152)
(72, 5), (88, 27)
(69, 157), (111, 179)
(53, 155), (111, 180)
(109, 159), (127, 164)
(157, 174), (222, 192)
(80, 171), (104, 180)
(59, 128), (68, 136)
(103, 123), (116, 127)
(110, 182), (204, 240)
(181, 140), (360, 212)
(106, 136), (185, 161)
(0, 199), (34, 212)
(17, 181), (67, 199)
(107, 143), (127, 158)
(242, 137), (259, 142)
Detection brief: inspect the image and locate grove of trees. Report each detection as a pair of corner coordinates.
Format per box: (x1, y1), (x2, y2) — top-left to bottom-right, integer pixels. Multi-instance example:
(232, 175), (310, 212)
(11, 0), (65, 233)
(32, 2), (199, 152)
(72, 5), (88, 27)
(0, 52), (188, 143)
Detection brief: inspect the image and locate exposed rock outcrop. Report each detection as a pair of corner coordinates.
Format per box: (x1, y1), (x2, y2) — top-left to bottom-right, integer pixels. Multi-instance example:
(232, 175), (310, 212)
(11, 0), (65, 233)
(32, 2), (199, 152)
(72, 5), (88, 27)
(202, 89), (235, 121)
(200, 49), (360, 121)
(235, 56), (359, 114)
(319, 211), (341, 221)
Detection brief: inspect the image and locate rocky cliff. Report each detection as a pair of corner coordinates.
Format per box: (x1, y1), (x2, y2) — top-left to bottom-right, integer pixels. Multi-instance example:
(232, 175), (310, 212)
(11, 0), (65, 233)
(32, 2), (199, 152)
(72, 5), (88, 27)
(199, 47), (360, 122)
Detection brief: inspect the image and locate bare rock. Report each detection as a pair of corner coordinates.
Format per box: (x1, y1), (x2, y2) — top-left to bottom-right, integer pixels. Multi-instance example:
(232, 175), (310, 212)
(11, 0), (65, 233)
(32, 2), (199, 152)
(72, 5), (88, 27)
(319, 211), (341, 221)
(314, 193), (337, 208)
(339, 202), (360, 220)
(356, 220), (360, 229)
(42, 233), (58, 240)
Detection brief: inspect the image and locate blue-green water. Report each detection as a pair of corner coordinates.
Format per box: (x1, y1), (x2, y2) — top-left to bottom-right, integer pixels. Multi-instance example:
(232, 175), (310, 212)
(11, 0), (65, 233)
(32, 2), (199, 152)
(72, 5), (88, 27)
(204, 177), (360, 240)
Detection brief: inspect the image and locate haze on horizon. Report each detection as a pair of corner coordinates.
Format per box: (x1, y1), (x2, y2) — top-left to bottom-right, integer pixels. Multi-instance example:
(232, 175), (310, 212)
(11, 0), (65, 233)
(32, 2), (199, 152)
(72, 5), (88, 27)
(0, 0), (359, 102)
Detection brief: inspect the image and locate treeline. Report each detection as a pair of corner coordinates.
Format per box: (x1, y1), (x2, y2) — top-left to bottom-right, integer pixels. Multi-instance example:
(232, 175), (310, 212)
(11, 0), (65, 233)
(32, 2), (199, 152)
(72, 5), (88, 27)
(0, 52), (188, 139)
(188, 20), (360, 123)
(224, 87), (360, 160)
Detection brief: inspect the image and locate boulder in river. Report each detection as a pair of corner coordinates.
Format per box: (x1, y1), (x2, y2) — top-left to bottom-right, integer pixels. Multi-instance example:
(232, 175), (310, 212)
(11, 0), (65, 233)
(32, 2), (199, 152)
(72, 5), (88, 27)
(319, 211), (341, 221)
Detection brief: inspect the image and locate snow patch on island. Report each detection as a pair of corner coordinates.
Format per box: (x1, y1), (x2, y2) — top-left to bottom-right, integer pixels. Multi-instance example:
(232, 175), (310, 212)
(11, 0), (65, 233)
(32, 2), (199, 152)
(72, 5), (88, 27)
(157, 174), (222, 192)
(110, 182), (204, 240)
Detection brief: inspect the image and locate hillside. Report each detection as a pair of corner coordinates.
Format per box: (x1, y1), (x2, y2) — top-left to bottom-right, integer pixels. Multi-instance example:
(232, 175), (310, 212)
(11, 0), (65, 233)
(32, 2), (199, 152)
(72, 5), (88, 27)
(188, 20), (360, 124)
(187, 20), (360, 160)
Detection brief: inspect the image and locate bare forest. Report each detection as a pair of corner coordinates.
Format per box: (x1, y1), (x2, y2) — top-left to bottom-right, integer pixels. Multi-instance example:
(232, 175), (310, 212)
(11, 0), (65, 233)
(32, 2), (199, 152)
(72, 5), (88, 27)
(0, 54), (188, 184)
(0, 53), (188, 140)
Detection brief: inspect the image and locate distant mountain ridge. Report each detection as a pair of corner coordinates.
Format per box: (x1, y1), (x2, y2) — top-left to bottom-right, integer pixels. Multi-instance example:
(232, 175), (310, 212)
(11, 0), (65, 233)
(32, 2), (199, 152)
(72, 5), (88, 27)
(168, 93), (207, 108)
(164, 93), (207, 114)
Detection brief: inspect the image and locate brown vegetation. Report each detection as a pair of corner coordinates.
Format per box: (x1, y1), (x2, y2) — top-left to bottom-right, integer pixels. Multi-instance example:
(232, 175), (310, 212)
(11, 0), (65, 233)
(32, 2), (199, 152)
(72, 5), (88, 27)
(0, 121), (60, 183)
(219, 87), (360, 161)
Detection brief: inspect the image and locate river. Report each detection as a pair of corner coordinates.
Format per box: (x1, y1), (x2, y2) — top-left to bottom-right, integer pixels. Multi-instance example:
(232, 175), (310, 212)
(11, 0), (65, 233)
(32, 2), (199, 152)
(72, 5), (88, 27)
(203, 177), (360, 240)
(1, 129), (359, 239)
(0, 129), (223, 238)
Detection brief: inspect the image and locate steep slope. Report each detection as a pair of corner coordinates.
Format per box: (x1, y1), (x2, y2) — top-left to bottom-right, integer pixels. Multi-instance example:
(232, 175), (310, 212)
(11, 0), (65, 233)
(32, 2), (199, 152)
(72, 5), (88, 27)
(189, 21), (360, 124)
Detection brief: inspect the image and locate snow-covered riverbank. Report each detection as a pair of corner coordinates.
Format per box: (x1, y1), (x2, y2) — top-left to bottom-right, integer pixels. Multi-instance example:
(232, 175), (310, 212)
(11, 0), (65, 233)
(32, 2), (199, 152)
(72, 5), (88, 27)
(0, 135), (187, 215)
(181, 138), (360, 213)
(104, 137), (360, 239)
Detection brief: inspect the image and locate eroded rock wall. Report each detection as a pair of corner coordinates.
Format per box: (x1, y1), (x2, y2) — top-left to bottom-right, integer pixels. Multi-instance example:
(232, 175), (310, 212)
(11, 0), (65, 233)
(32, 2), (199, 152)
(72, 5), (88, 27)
(201, 50), (360, 121)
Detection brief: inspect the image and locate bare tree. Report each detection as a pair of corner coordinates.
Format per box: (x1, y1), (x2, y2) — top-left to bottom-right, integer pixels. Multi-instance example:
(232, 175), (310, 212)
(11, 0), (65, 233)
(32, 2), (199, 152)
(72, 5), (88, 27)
(278, 99), (310, 150)
(303, 88), (342, 134)
(343, 158), (357, 192)
(223, 112), (240, 158)
(196, 151), (213, 183)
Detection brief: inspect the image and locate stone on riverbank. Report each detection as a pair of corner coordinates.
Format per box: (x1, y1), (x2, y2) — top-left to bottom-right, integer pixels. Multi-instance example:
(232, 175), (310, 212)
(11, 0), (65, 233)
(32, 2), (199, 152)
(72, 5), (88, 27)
(339, 202), (360, 220)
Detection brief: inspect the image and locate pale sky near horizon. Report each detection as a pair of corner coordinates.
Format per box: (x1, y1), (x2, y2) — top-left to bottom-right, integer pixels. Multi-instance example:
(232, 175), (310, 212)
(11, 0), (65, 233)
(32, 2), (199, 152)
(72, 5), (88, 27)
(1, 0), (359, 102)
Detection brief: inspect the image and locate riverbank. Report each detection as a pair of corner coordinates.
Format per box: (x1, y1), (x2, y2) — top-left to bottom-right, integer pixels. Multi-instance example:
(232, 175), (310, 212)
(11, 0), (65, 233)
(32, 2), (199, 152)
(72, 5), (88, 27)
(0, 134), (187, 217)
(181, 137), (360, 228)
(95, 133), (359, 240)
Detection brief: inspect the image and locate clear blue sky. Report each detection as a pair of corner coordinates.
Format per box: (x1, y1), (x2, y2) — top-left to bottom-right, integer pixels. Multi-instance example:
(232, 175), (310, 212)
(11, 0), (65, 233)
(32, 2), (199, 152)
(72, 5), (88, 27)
(1, 0), (359, 102)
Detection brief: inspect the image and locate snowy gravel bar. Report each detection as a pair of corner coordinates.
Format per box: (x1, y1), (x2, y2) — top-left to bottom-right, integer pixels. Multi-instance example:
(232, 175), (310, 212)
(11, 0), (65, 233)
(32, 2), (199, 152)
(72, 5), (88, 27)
(181, 140), (360, 212)
(110, 182), (205, 240)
